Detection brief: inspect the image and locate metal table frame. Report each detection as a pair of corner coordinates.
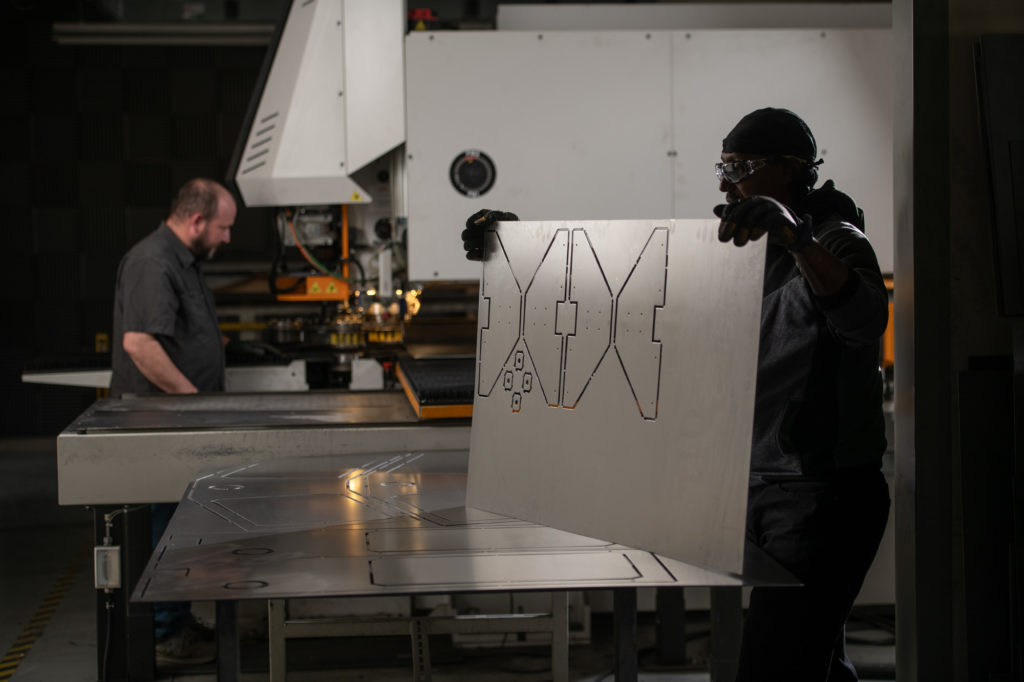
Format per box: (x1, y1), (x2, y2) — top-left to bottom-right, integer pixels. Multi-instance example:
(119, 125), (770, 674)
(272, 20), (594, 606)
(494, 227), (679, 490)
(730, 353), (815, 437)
(263, 593), (569, 681)
(204, 589), (738, 682)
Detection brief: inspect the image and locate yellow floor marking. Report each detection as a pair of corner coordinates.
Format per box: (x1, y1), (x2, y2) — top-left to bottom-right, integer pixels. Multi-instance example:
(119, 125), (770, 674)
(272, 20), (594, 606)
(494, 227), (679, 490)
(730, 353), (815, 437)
(0, 541), (90, 681)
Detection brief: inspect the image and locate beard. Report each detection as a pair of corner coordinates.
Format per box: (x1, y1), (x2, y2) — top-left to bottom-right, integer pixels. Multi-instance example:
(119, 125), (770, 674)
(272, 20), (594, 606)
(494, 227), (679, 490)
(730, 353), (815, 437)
(189, 236), (219, 261)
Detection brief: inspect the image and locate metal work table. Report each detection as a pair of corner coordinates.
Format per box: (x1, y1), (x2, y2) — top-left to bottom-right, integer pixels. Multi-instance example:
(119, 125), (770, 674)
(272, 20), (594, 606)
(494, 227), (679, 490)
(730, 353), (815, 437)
(57, 391), (471, 681)
(57, 390), (470, 505)
(134, 450), (793, 682)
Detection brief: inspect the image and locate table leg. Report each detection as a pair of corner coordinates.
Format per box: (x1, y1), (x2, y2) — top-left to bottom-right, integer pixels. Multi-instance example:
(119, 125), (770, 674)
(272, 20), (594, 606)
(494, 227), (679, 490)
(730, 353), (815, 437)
(551, 591), (569, 682)
(268, 599), (287, 681)
(656, 586), (687, 665)
(94, 505), (154, 682)
(710, 586), (742, 682)
(216, 600), (239, 682)
(613, 587), (638, 682)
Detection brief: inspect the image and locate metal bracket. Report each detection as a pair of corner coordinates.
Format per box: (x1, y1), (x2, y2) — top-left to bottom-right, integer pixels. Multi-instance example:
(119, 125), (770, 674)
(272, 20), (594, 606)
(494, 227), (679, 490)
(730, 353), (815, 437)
(410, 618), (432, 682)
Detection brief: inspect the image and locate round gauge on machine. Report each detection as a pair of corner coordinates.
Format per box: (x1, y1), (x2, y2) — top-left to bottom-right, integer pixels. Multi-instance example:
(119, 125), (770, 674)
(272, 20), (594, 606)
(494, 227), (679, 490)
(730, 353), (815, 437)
(449, 150), (496, 197)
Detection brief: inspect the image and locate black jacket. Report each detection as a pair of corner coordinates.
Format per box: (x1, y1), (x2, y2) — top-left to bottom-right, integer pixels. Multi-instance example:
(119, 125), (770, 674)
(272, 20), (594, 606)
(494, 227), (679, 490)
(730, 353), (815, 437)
(750, 182), (889, 479)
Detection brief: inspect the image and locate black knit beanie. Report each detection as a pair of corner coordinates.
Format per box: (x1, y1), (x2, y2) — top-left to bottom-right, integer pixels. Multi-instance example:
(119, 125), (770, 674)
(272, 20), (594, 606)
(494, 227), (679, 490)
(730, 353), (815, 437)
(722, 108), (817, 163)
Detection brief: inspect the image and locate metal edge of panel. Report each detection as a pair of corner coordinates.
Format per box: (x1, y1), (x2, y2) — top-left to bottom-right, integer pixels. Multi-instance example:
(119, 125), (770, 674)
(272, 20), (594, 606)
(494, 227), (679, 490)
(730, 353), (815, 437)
(51, 21), (276, 45)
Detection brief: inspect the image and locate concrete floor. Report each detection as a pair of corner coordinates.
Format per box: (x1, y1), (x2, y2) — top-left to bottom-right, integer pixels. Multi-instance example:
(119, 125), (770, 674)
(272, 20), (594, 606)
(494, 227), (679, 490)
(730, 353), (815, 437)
(0, 436), (895, 681)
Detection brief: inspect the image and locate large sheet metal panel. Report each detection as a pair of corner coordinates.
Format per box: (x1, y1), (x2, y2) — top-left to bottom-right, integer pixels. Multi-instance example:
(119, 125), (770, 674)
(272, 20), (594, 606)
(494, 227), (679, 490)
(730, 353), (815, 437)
(466, 219), (764, 575)
(670, 29), (894, 273)
(405, 31), (675, 281)
(404, 28), (893, 281)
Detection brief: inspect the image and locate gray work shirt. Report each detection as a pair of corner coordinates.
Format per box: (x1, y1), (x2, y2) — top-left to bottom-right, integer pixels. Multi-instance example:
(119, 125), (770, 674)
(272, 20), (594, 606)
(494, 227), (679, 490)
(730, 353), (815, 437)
(110, 223), (225, 398)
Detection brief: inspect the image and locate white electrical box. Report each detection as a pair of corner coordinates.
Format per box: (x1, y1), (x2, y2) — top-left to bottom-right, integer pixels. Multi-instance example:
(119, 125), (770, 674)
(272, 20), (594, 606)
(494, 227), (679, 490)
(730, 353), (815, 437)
(94, 545), (122, 590)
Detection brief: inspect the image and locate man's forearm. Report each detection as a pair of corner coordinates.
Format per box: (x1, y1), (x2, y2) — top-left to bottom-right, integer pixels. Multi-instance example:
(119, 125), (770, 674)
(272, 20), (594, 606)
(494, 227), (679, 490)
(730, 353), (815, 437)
(792, 241), (850, 296)
(122, 331), (198, 394)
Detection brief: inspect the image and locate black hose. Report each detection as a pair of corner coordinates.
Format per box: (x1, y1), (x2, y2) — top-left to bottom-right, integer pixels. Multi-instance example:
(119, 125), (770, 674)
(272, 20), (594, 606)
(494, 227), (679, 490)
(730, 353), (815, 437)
(338, 256), (367, 287)
(100, 595), (113, 682)
(268, 248), (306, 296)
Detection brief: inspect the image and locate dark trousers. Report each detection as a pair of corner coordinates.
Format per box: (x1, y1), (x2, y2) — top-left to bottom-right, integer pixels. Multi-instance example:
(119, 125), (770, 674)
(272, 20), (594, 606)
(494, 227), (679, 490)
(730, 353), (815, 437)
(151, 502), (189, 641)
(736, 468), (890, 682)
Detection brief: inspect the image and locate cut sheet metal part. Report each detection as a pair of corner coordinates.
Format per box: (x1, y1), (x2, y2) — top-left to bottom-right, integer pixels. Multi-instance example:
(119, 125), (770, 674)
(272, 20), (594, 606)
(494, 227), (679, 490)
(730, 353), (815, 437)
(132, 452), (792, 603)
(468, 219), (765, 575)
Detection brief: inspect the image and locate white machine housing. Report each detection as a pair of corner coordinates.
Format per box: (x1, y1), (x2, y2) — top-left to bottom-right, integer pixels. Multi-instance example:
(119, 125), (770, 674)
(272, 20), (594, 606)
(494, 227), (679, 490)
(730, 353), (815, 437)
(235, 0), (405, 207)
(405, 28), (893, 280)
(495, 2), (891, 30)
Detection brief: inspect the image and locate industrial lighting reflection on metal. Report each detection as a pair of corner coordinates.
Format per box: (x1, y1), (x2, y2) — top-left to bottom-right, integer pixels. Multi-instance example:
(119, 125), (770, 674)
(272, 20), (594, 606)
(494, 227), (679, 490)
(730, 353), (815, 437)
(342, 469), (366, 494)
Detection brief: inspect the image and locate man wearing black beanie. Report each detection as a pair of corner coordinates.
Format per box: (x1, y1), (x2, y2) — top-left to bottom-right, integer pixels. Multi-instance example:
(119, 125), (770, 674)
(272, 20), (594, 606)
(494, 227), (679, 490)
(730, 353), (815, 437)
(716, 107), (890, 682)
(461, 107), (890, 682)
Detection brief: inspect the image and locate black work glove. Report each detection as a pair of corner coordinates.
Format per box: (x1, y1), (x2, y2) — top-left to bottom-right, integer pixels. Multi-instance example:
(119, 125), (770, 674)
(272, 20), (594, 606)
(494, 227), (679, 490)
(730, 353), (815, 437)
(462, 209), (519, 261)
(713, 196), (813, 252)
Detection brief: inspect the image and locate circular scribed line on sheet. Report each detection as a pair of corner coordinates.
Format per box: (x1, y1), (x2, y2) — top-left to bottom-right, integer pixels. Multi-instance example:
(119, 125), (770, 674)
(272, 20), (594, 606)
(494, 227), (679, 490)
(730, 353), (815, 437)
(223, 580), (269, 590)
(450, 150), (496, 197)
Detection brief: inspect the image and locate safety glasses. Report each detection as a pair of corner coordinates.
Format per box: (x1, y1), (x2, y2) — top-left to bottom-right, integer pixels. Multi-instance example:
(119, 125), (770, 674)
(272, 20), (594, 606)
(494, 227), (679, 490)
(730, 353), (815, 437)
(714, 158), (770, 184)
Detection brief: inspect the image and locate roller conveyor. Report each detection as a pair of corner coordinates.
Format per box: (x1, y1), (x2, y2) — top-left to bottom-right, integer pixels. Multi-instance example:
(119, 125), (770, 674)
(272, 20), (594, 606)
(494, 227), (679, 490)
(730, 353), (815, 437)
(396, 355), (475, 418)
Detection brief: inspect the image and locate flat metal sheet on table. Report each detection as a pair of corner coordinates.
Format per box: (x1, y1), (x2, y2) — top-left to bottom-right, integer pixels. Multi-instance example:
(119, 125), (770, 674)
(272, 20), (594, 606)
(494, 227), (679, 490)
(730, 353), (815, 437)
(468, 219), (765, 575)
(65, 390), (420, 432)
(133, 452), (793, 603)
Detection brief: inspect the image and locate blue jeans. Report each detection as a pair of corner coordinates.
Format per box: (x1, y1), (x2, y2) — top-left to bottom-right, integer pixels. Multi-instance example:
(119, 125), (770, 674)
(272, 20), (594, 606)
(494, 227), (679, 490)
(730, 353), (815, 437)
(151, 502), (189, 641)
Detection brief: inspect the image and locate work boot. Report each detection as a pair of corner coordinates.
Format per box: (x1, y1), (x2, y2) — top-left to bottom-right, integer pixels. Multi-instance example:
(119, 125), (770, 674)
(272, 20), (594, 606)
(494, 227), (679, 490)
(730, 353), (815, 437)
(155, 619), (216, 665)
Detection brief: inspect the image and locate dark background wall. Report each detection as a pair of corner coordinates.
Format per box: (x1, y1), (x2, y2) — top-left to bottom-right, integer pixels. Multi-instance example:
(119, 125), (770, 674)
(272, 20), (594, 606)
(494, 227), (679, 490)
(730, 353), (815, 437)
(0, 9), (273, 435)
